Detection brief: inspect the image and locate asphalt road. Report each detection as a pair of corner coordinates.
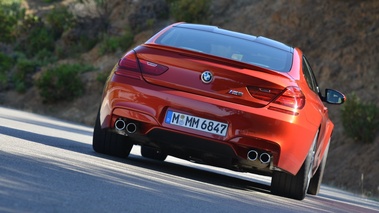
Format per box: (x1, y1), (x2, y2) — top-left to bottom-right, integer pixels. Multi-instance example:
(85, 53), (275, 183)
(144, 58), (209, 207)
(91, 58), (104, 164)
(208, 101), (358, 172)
(0, 107), (378, 213)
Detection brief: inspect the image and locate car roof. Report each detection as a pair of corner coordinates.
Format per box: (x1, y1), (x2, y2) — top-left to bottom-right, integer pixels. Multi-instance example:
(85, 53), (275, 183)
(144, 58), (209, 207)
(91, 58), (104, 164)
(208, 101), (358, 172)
(175, 23), (293, 53)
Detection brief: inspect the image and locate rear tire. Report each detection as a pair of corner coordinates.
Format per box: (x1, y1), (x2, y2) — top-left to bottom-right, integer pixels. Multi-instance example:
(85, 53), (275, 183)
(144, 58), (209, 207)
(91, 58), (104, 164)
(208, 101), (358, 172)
(271, 131), (318, 200)
(141, 146), (167, 161)
(307, 142), (329, 195)
(93, 110), (133, 158)
(271, 153), (312, 200)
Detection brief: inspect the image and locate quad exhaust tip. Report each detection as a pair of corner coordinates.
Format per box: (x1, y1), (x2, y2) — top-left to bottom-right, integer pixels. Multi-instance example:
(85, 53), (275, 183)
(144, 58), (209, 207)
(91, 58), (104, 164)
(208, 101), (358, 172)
(115, 118), (137, 134)
(259, 152), (271, 164)
(126, 123), (137, 134)
(115, 119), (126, 131)
(247, 150), (271, 164)
(247, 150), (258, 161)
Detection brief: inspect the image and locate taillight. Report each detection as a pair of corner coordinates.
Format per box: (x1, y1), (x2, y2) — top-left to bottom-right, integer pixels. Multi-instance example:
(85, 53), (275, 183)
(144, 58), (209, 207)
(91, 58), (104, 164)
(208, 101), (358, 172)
(117, 51), (168, 76)
(249, 86), (305, 115)
(273, 86), (305, 109)
(248, 86), (282, 102)
(139, 59), (168, 75)
(118, 50), (140, 73)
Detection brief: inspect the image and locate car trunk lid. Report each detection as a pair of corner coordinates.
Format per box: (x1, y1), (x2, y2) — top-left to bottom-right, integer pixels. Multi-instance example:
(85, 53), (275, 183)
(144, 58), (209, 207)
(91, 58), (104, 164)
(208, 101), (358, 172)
(135, 44), (294, 108)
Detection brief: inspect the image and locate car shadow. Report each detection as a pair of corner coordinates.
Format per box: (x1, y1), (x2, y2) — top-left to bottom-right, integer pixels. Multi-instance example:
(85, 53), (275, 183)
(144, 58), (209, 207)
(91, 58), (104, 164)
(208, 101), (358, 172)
(127, 153), (271, 193)
(0, 124), (271, 195)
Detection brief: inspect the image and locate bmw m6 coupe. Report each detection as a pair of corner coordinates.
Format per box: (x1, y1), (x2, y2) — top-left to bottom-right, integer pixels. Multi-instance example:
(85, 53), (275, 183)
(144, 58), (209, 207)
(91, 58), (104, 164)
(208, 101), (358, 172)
(93, 23), (345, 200)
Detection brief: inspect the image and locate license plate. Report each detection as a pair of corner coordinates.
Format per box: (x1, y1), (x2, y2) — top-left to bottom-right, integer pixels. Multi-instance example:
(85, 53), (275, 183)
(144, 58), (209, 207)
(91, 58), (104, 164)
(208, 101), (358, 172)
(165, 110), (228, 136)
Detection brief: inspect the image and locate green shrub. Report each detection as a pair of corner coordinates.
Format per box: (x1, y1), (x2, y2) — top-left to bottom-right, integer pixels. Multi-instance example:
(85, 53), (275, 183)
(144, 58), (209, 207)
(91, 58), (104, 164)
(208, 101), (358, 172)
(15, 15), (56, 58)
(36, 64), (93, 103)
(55, 35), (99, 59)
(118, 31), (134, 49)
(79, 36), (99, 52)
(13, 59), (39, 93)
(169, 0), (210, 23)
(35, 49), (57, 65)
(45, 6), (74, 39)
(0, 52), (14, 90)
(341, 93), (379, 143)
(99, 36), (119, 55)
(99, 31), (134, 55)
(0, 0), (24, 43)
(26, 26), (55, 57)
(0, 72), (7, 90)
(0, 52), (14, 71)
(0, 9), (16, 43)
(15, 59), (37, 76)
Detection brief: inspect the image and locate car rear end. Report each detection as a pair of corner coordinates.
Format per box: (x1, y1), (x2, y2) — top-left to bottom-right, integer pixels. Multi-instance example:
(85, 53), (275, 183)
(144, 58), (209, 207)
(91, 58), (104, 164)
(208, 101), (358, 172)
(99, 23), (316, 176)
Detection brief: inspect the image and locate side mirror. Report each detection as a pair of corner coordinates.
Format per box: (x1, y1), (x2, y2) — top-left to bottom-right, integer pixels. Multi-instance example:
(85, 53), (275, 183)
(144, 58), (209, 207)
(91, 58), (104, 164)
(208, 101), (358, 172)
(323, 89), (346, 105)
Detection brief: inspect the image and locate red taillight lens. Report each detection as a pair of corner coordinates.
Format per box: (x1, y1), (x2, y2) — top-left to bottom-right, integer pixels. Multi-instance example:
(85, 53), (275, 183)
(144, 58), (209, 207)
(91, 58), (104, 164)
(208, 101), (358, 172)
(118, 50), (140, 73)
(273, 86), (305, 109)
(248, 86), (282, 102)
(139, 59), (168, 75)
(117, 51), (168, 76)
(249, 86), (305, 111)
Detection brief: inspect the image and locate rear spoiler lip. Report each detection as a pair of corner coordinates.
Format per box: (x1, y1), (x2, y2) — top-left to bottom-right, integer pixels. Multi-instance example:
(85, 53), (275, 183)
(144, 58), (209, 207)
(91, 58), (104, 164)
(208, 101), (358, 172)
(141, 43), (292, 79)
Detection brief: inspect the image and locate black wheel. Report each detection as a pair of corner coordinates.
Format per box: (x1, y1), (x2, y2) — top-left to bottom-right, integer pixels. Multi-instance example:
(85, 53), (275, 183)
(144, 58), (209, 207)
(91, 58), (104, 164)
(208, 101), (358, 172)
(307, 142), (329, 195)
(93, 110), (133, 158)
(271, 132), (318, 200)
(141, 146), (167, 161)
(271, 154), (312, 200)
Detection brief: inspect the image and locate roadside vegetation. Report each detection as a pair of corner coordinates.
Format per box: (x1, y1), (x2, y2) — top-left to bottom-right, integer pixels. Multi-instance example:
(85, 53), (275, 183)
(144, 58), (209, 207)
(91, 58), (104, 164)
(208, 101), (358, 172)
(0, 0), (210, 102)
(168, 0), (210, 23)
(0, 0), (129, 102)
(341, 93), (379, 144)
(0, 0), (83, 101)
(36, 63), (93, 103)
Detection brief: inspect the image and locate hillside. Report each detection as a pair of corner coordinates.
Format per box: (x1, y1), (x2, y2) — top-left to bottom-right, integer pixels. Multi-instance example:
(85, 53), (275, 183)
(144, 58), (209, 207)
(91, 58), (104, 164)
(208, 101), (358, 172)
(1, 0), (378, 199)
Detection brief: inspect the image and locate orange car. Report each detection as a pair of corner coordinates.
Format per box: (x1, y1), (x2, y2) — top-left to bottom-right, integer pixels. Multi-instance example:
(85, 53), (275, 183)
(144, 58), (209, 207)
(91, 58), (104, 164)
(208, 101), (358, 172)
(93, 23), (345, 200)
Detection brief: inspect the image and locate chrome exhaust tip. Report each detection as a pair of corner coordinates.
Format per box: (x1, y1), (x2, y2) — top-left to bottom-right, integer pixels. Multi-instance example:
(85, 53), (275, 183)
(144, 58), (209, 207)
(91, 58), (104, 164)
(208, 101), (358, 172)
(126, 123), (137, 134)
(247, 150), (258, 161)
(115, 119), (126, 131)
(259, 153), (271, 164)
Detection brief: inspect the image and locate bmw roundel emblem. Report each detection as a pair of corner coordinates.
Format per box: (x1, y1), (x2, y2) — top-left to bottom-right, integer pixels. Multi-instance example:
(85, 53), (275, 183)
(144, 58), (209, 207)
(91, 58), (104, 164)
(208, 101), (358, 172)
(201, 71), (213, 83)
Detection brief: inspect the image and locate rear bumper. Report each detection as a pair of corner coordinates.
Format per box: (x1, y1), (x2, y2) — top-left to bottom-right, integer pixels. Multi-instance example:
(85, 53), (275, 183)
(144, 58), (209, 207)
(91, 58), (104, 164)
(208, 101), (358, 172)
(100, 74), (317, 175)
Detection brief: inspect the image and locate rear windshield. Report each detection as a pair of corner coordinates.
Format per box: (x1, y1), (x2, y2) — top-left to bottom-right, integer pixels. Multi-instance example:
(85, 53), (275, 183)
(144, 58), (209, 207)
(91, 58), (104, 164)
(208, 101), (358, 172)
(155, 27), (293, 72)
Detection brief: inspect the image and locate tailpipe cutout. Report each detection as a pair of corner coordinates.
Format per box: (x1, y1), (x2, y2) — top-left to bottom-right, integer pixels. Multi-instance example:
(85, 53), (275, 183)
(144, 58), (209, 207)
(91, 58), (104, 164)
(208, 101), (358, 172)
(115, 119), (126, 131)
(126, 123), (137, 134)
(259, 153), (271, 164)
(247, 150), (271, 164)
(247, 150), (258, 161)
(114, 118), (137, 135)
